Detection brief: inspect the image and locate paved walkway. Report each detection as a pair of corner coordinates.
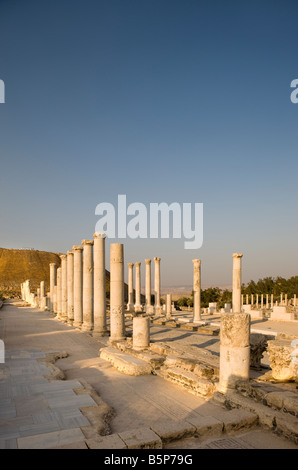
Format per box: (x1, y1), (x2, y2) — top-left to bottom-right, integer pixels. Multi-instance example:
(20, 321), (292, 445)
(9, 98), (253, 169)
(0, 302), (297, 449)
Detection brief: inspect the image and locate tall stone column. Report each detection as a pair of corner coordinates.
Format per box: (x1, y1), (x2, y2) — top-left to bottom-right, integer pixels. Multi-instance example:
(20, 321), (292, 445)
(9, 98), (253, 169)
(192, 259), (201, 322)
(134, 262), (142, 312)
(60, 254), (68, 321)
(56, 267), (62, 318)
(49, 263), (57, 314)
(110, 243), (125, 342)
(256, 294), (259, 308)
(53, 286), (57, 314)
(271, 294), (274, 309)
(67, 251), (74, 324)
(218, 312), (250, 393)
(261, 294), (264, 309)
(154, 257), (161, 313)
(127, 263), (134, 312)
(266, 294), (269, 309)
(93, 232), (107, 337)
(73, 245), (83, 328)
(166, 294), (172, 320)
(40, 281), (46, 310)
(251, 294), (254, 306)
(145, 259), (152, 312)
(232, 253), (243, 313)
(82, 239), (94, 332)
(246, 294), (249, 305)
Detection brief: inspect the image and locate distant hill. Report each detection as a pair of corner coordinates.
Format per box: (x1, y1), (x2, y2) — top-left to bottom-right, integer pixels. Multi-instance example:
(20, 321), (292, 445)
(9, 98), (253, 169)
(0, 248), (62, 293)
(0, 248), (143, 303)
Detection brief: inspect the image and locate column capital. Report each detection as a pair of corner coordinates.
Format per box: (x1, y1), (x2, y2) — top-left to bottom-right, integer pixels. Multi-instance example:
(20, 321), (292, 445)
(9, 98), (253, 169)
(232, 253), (243, 259)
(192, 259), (201, 265)
(49, 262), (57, 268)
(128, 263), (134, 268)
(67, 250), (73, 256)
(135, 262), (141, 268)
(93, 232), (107, 239)
(145, 259), (151, 265)
(72, 245), (83, 252)
(154, 257), (161, 262)
(82, 239), (94, 246)
(60, 254), (67, 261)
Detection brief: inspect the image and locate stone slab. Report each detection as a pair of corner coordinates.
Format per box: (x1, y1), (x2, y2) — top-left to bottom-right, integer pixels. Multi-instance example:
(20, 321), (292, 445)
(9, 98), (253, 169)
(119, 427), (162, 449)
(99, 347), (152, 376)
(185, 414), (223, 437)
(150, 419), (195, 443)
(86, 434), (127, 449)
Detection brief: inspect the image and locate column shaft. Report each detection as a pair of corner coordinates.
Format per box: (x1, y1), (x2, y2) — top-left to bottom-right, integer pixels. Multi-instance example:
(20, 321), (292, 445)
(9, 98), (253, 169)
(67, 251), (74, 323)
(82, 240), (94, 331)
(110, 243), (125, 341)
(73, 245), (83, 328)
(93, 232), (107, 336)
(232, 253), (243, 313)
(192, 259), (201, 322)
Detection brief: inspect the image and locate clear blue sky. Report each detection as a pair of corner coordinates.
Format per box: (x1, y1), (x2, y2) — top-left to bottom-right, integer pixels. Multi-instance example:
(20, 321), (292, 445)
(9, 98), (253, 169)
(0, 0), (297, 289)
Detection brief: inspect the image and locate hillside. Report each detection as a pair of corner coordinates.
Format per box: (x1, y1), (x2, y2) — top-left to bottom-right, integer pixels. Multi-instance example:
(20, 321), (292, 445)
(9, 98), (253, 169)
(0, 248), (62, 293)
(0, 248), (142, 303)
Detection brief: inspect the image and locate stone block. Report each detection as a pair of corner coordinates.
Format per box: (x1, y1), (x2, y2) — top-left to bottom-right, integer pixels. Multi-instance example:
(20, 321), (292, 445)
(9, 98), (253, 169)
(86, 434), (127, 449)
(119, 427), (162, 449)
(185, 415), (223, 437)
(150, 419), (195, 443)
(99, 347), (152, 376)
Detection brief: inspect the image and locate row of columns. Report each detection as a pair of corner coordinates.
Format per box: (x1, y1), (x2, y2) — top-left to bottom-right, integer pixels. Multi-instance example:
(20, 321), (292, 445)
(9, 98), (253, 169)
(126, 257), (162, 314)
(49, 233), (107, 337)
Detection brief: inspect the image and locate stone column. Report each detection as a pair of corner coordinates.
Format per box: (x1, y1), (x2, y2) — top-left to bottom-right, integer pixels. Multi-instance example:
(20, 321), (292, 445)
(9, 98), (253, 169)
(73, 245), (83, 328)
(134, 262), (142, 312)
(166, 294), (172, 319)
(67, 251), (74, 324)
(53, 286), (57, 314)
(294, 294), (297, 307)
(246, 294), (249, 305)
(82, 239), (94, 332)
(60, 254), (68, 321)
(145, 259), (152, 312)
(154, 257), (161, 313)
(280, 293), (283, 305)
(40, 281), (46, 310)
(127, 263), (134, 312)
(192, 259), (201, 322)
(133, 316), (150, 351)
(256, 294), (259, 308)
(285, 294), (288, 306)
(218, 313), (250, 393)
(271, 294), (274, 309)
(110, 243), (125, 342)
(93, 232), (107, 337)
(261, 294), (264, 310)
(49, 263), (57, 313)
(266, 294), (269, 309)
(251, 294), (254, 306)
(232, 253), (243, 313)
(56, 267), (62, 318)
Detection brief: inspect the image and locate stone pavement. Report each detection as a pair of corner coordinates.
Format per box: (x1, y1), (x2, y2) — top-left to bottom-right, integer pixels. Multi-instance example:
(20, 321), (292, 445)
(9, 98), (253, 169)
(0, 301), (297, 449)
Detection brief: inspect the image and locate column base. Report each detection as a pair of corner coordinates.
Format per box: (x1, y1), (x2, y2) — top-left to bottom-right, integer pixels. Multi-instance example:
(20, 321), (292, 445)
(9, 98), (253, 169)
(81, 322), (93, 332)
(72, 321), (83, 329)
(92, 328), (108, 338)
(134, 304), (143, 313)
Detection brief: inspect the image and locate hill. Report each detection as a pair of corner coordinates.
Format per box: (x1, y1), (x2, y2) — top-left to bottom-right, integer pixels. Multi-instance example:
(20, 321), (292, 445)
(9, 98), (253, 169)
(0, 248), (62, 294)
(0, 248), (143, 303)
